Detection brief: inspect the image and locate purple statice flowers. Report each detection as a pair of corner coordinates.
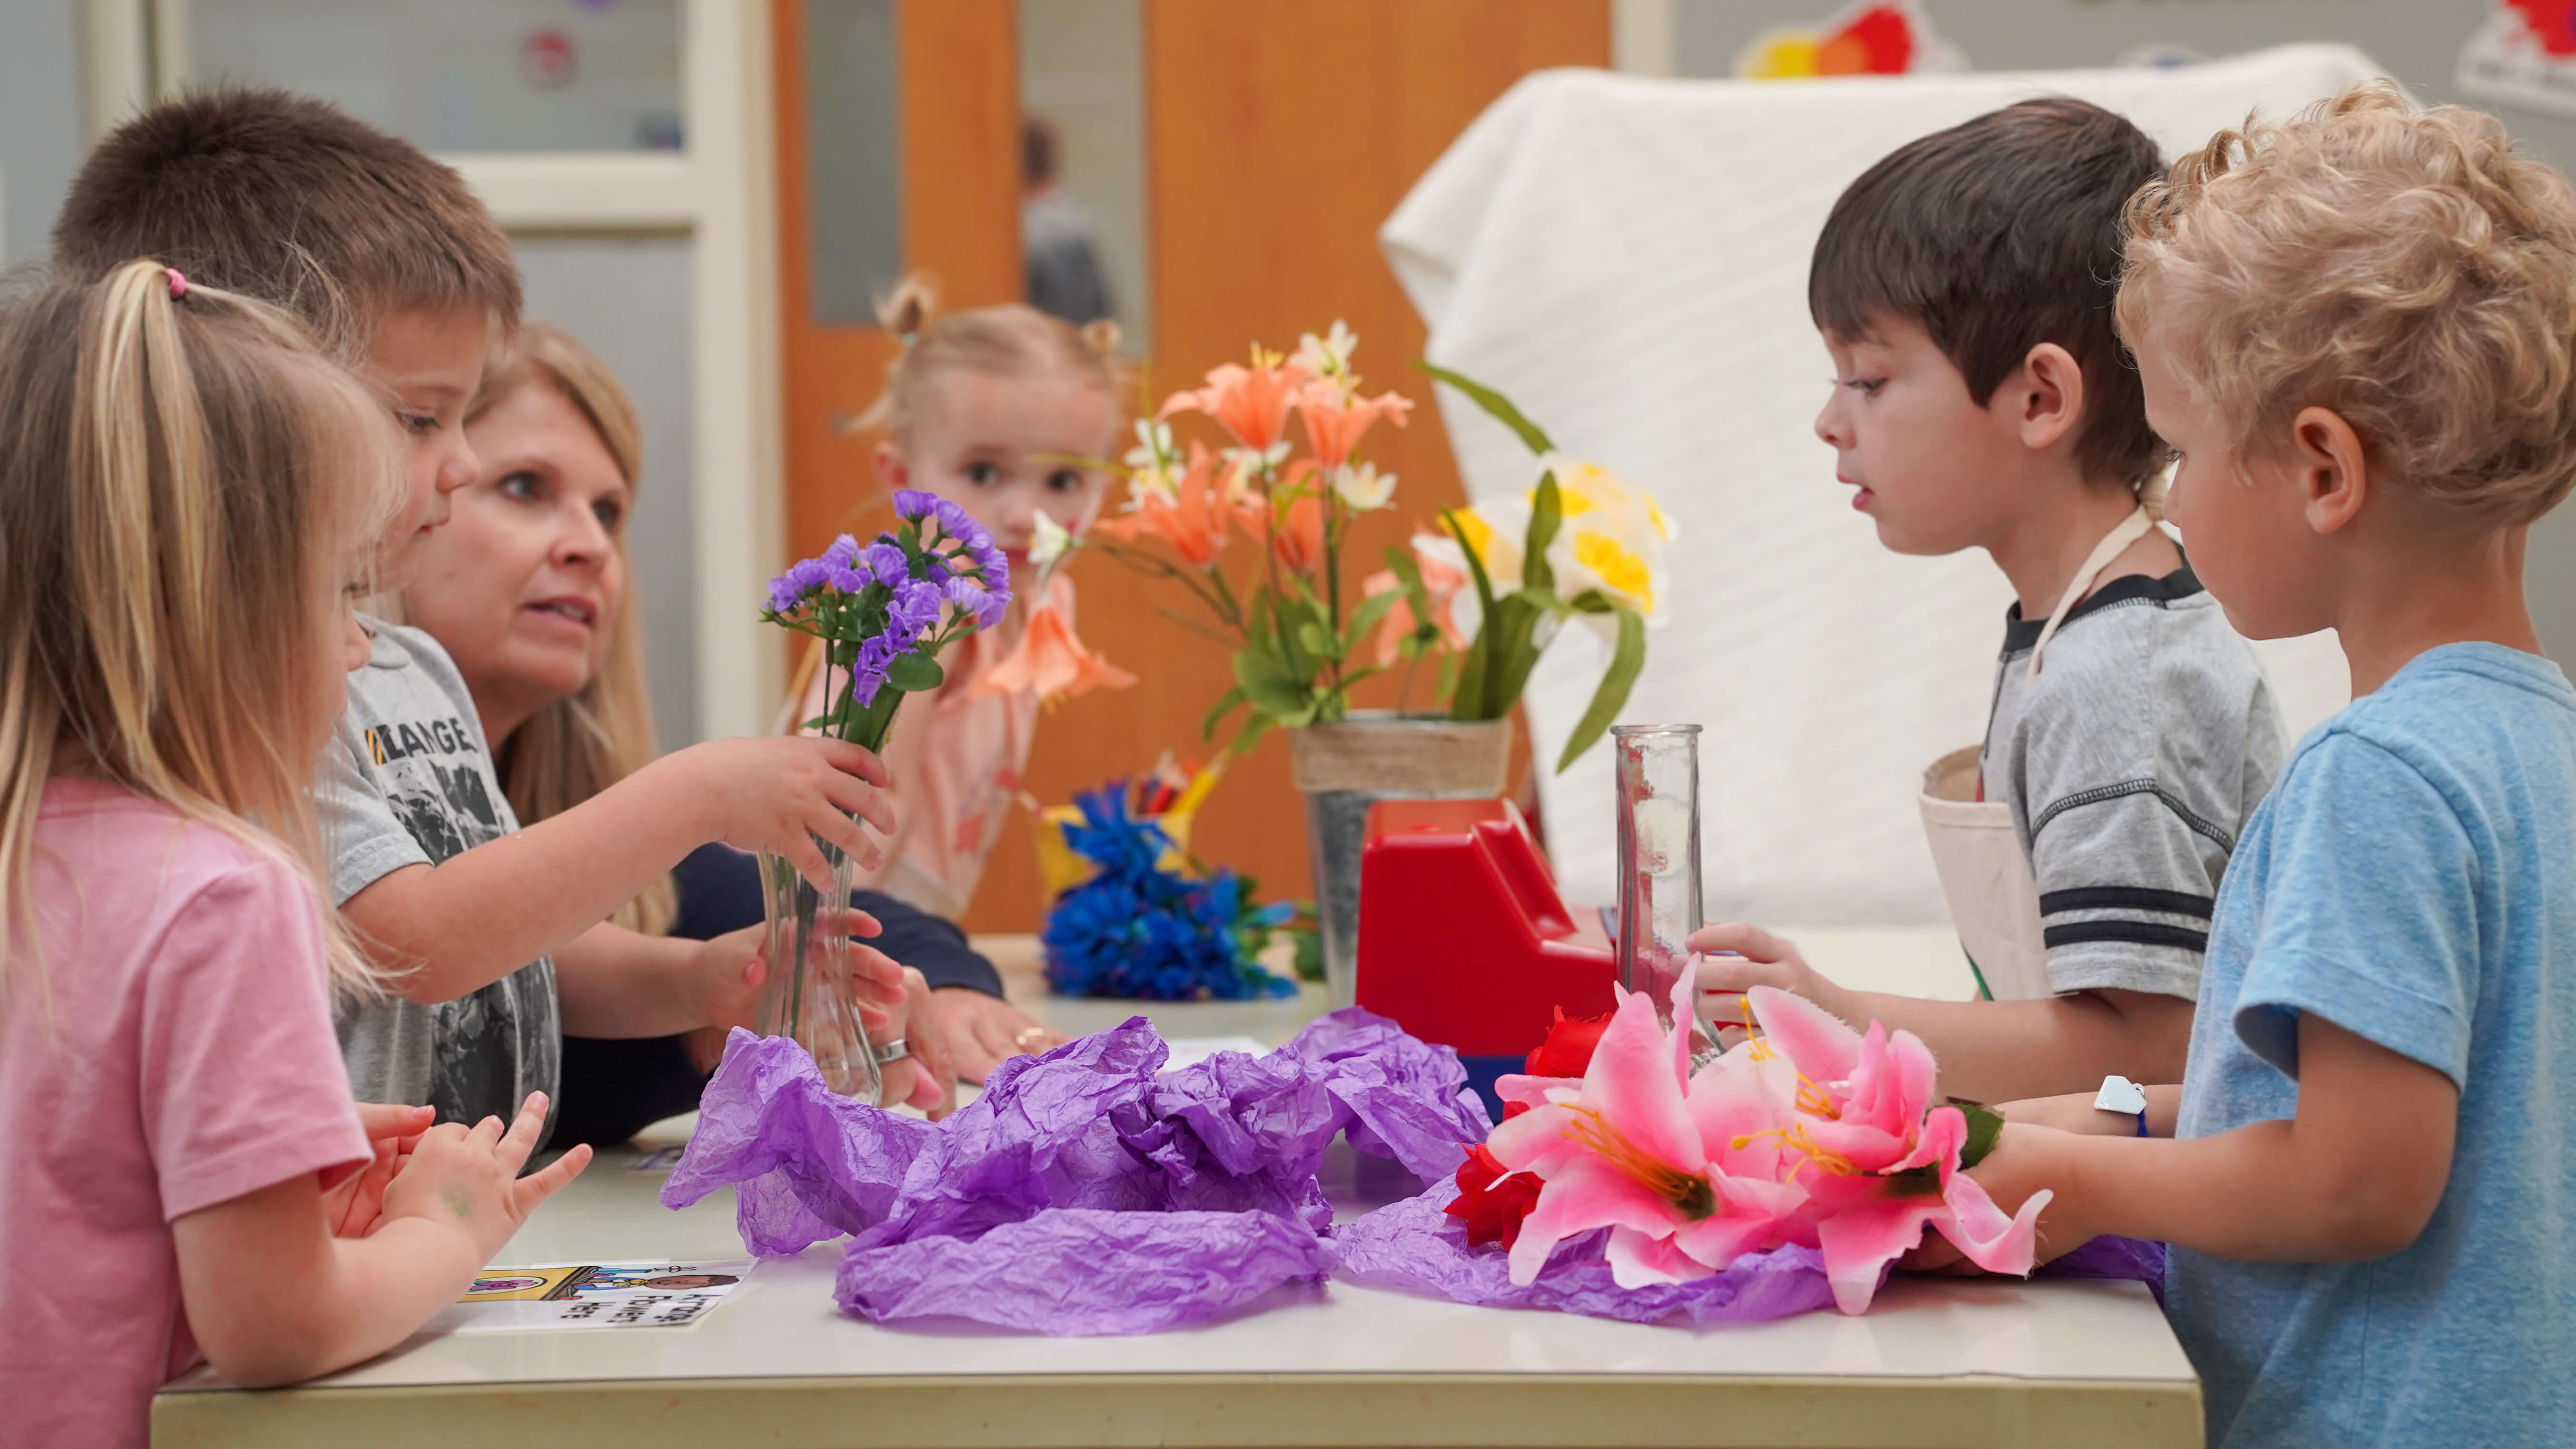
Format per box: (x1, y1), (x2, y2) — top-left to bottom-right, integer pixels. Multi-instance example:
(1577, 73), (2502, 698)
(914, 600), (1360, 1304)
(760, 496), (1015, 749)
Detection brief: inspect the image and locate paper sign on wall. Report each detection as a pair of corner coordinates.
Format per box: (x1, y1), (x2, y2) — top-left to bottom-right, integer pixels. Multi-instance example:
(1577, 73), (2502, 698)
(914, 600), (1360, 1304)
(425, 1259), (756, 1334)
(2460, 2), (2576, 118)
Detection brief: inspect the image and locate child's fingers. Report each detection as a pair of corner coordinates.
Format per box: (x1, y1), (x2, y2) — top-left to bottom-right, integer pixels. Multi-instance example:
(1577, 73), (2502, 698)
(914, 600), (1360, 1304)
(353, 1101), (436, 1142)
(491, 1093), (552, 1175)
(847, 942), (906, 990)
(802, 805), (882, 878)
(815, 763), (899, 835)
(808, 736), (893, 788)
(1689, 921), (1793, 962)
(1694, 953), (1795, 994)
(512, 1142), (593, 1217)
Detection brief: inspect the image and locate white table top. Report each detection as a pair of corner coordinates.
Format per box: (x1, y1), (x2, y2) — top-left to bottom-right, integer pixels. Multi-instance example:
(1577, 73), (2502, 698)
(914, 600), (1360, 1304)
(154, 929), (2198, 1449)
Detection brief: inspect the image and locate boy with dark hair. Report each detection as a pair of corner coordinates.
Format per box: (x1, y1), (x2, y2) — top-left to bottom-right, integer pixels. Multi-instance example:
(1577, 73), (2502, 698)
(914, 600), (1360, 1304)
(1693, 98), (2285, 1110)
(53, 90), (942, 1141)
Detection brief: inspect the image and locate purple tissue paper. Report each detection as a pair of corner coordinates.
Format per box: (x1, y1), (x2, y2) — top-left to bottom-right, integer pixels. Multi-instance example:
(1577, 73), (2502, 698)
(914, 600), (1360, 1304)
(1332, 1179), (1841, 1327)
(662, 1010), (1490, 1334)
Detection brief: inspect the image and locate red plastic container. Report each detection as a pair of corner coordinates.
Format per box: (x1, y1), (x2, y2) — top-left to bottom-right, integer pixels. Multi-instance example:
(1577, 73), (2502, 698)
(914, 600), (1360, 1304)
(1354, 799), (1615, 1107)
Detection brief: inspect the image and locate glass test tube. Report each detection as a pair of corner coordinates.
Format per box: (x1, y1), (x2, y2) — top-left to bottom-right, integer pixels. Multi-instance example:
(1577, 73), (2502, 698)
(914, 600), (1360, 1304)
(1614, 723), (1703, 1026)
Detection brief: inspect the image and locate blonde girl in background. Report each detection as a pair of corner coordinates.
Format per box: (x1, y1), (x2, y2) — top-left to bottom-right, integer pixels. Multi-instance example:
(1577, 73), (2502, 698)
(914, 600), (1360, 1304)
(403, 323), (950, 1143)
(783, 279), (1130, 1081)
(0, 262), (586, 1448)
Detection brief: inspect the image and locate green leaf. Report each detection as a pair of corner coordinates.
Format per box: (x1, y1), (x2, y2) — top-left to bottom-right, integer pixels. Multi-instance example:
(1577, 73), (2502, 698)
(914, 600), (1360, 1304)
(1223, 710), (1277, 759)
(1443, 507), (1507, 720)
(1296, 620), (1340, 661)
(1233, 648), (1309, 719)
(1346, 587), (1402, 645)
(1555, 607), (1647, 773)
(1880, 1163), (1947, 1199)
(884, 650), (945, 692)
(1482, 595), (1551, 719)
(1416, 361), (1556, 455)
(1566, 588), (1615, 613)
(1954, 1100), (2006, 1170)
(1523, 470), (1562, 595)
(1201, 685), (1247, 742)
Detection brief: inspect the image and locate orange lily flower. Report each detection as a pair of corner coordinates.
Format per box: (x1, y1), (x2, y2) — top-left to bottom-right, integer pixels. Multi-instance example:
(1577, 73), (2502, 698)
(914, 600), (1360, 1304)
(1236, 480), (1326, 575)
(969, 599), (1137, 704)
(1094, 442), (1230, 566)
(1296, 382), (1413, 471)
(1160, 350), (1313, 454)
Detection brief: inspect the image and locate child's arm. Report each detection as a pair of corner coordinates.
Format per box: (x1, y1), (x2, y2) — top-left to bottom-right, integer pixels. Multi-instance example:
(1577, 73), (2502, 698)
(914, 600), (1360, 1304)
(347, 737), (894, 1005)
(1691, 923), (2191, 1104)
(172, 1095), (588, 1388)
(1965, 1015), (2456, 1263)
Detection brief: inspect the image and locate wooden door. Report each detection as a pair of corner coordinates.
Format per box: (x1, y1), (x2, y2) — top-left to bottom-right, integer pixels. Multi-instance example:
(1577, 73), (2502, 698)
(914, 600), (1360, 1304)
(774, 0), (1020, 580)
(963, 0), (1610, 933)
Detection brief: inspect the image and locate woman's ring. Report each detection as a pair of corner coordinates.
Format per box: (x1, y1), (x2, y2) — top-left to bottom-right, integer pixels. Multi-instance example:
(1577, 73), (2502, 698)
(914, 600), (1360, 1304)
(873, 1037), (910, 1065)
(1014, 1025), (1051, 1050)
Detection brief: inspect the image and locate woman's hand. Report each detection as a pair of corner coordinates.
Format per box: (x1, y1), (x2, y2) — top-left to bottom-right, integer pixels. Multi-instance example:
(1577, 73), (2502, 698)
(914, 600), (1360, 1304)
(931, 988), (1070, 1084)
(321, 1102), (437, 1238)
(1687, 922), (1854, 1023)
(657, 737), (899, 891)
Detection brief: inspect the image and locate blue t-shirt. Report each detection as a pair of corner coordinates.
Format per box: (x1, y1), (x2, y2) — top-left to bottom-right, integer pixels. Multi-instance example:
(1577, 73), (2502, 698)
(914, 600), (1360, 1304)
(2170, 643), (2576, 1446)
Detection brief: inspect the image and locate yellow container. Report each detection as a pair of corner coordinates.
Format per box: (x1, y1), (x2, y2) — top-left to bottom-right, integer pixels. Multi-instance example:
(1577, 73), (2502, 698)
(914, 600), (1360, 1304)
(1031, 763), (1224, 901)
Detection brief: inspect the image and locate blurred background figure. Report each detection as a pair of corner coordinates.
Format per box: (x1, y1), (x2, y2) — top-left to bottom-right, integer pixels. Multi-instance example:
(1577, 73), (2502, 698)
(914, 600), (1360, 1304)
(1020, 113), (1114, 327)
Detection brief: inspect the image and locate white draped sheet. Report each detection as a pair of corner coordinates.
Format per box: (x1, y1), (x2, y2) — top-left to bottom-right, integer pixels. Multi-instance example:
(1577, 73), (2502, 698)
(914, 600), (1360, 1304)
(1382, 45), (2382, 924)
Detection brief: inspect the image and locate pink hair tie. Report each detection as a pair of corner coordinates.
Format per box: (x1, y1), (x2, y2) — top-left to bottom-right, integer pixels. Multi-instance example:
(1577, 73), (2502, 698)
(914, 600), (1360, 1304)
(165, 268), (187, 300)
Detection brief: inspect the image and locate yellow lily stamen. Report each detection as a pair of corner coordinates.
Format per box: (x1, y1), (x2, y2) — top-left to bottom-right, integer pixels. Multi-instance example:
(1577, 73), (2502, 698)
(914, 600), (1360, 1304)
(1565, 1106), (1716, 1219)
(1729, 1122), (1861, 1183)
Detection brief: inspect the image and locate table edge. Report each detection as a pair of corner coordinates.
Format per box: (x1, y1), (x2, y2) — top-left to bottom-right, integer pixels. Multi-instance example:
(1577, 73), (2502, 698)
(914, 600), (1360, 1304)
(155, 1370), (2205, 1449)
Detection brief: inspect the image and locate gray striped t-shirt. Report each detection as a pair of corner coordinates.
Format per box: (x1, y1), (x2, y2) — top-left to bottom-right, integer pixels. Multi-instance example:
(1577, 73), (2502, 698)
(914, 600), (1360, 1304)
(1982, 568), (2285, 999)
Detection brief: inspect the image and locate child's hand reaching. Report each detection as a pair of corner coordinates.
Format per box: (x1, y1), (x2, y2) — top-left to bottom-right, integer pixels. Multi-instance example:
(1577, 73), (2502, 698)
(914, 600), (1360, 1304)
(380, 1093), (591, 1265)
(1687, 922), (1855, 1025)
(657, 736), (898, 892)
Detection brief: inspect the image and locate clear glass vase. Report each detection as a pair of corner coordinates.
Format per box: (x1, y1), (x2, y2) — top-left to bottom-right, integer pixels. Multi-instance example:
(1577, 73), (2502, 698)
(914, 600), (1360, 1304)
(755, 839), (885, 1104)
(1613, 723), (1703, 1028)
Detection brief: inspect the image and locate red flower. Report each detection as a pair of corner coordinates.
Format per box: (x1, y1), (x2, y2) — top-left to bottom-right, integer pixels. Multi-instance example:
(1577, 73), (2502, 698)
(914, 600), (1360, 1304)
(1525, 1005), (1613, 1079)
(1444, 1143), (1542, 1249)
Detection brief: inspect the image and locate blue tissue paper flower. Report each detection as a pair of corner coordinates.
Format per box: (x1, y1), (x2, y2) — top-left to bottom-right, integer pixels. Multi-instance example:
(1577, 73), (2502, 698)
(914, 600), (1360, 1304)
(1043, 785), (1296, 1001)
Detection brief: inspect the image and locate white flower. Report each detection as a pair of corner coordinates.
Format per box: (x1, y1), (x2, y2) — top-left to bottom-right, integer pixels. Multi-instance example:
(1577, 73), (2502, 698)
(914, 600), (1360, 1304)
(1331, 461), (1397, 512)
(1123, 419), (1174, 473)
(1295, 320), (1357, 379)
(1030, 511), (1074, 567)
(1530, 457), (1672, 619)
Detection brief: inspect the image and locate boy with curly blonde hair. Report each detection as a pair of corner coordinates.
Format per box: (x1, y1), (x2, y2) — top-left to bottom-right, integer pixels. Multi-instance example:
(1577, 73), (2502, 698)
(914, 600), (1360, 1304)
(1957, 82), (2576, 1445)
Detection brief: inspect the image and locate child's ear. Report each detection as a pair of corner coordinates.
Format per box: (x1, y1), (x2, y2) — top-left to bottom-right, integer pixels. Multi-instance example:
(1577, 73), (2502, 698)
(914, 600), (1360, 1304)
(2012, 342), (2086, 454)
(873, 440), (909, 490)
(2293, 405), (2370, 536)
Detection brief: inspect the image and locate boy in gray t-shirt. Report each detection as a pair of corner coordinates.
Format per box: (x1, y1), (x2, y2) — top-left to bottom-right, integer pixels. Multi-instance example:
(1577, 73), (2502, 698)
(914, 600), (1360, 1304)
(324, 620), (559, 1136)
(1690, 99), (2286, 1108)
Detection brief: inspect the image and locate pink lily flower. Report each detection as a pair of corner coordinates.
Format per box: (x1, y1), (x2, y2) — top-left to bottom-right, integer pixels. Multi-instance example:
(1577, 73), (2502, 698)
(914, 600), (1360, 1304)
(1486, 983), (1801, 1290)
(1736, 987), (2052, 1314)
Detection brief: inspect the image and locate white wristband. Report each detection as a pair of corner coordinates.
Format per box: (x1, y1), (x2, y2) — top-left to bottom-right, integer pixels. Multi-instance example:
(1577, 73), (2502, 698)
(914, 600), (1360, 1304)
(2093, 1074), (2148, 1115)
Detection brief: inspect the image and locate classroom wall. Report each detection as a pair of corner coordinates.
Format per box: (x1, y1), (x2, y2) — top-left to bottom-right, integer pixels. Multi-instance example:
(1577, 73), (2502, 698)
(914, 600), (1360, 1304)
(516, 234), (704, 753)
(0, 0), (84, 266)
(1666, 0), (2576, 660)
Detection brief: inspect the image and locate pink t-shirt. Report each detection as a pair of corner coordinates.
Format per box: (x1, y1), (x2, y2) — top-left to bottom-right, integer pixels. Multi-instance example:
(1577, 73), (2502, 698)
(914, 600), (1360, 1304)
(0, 779), (368, 1449)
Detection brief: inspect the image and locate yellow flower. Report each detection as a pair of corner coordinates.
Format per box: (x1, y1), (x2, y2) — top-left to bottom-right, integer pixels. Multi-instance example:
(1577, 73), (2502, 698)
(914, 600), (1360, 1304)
(1570, 529), (1655, 614)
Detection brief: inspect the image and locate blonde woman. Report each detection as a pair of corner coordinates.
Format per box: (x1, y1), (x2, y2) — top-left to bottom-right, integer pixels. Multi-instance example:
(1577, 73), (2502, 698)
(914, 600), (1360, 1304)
(407, 324), (967, 1143)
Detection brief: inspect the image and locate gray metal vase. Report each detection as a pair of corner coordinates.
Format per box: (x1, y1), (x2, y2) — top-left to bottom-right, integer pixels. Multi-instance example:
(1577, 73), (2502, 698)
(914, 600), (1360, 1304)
(1288, 712), (1513, 1009)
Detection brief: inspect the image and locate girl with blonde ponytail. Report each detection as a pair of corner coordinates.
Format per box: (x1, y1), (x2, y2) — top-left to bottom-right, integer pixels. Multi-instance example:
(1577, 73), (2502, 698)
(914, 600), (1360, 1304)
(0, 262), (587, 1443)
